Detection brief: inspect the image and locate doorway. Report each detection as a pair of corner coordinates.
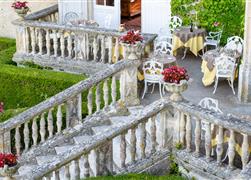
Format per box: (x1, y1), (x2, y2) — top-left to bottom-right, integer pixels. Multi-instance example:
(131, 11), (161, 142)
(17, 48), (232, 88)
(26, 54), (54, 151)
(121, 0), (141, 31)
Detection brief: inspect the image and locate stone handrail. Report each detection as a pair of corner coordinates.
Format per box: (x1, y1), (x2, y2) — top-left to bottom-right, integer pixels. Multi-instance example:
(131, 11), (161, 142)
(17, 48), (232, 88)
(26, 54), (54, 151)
(0, 59), (140, 155)
(19, 99), (171, 179)
(24, 4), (58, 21)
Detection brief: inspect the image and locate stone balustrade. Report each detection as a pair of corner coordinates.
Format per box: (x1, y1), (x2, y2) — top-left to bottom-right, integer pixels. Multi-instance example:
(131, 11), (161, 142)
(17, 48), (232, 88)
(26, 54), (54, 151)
(0, 60), (140, 156)
(12, 9), (156, 74)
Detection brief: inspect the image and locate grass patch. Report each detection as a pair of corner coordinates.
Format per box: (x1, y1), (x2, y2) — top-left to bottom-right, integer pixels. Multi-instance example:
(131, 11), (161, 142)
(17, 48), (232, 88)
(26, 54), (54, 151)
(0, 108), (28, 123)
(85, 174), (185, 180)
(0, 38), (15, 51)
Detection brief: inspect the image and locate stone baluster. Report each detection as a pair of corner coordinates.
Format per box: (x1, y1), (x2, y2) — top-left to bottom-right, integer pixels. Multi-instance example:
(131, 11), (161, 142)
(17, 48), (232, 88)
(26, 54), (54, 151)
(101, 36), (105, 63)
(159, 110), (170, 149)
(114, 37), (119, 63)
(95, 83), (101, 111)
(15, 126), (21, 156)
(56, 105), (63, 134)
(242, 133), (250, 169)
(38, 29), (43, 55)
(103, 79), (109, 108)
(180, 112), (186, 145)
(74, 35), (78, 60)
(32, 117), (38, 146)
(47, 108), (54, 138)
(216, 126), (224, 164)
(151, 116), (157, 153)
(185, 114), (192, 152)
(140, 121), (147, 159)
(130, 128), (137, 162)
(93, 35), (98, 61)
(40, 112), (46, 142)
(60, 31), (65, 58)
(88, 88), (93, 115)
(67, 34), (72, 58)
(108, 36), (113, 64)
(120, 133), (126, 168)
(228, 130), (236, 169)
(80, 34), (86, 59)
(74, 158), (80, 180)
(45, 174), (52, 180)
(86, 34), (90, 60)
(77, 94), (82, 121)
(205, 122), (212, 161)
(23, 27), (30, 53)
(51, 13), (56, 22)
(31, 27), (36, 54)
(52, 30), (58, 57)
(46, 29), (51, 56)
(95, 149), (100, 176)
(194, 117), (201, 156)
(64, 164), (70, 180)
(83, 154), (90, 178)
(24, 122), (30, 151)
(111, 75), (117, 104)
(54, 170), (60, 180)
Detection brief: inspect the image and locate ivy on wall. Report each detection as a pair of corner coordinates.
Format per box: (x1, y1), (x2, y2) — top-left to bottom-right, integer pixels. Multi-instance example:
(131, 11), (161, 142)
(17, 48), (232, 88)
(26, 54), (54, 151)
(171, 0), (245, 44)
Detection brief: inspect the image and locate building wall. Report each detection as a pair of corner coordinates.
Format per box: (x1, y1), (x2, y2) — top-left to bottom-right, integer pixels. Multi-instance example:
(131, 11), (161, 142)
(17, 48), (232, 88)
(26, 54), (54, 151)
(0, 0), (57, 39)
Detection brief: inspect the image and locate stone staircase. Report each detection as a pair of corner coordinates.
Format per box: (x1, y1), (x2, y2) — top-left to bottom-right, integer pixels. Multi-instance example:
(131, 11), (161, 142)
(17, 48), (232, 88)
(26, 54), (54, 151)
(16, 104), (170, 179)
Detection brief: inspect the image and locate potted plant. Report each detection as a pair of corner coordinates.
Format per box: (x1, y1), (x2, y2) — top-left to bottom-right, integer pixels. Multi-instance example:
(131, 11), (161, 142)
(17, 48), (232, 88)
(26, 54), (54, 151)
(119, 30), (143, 60)
(0, 153), (18, 180)
(162, 66), (189, 102)
(12, 1), (29, 19)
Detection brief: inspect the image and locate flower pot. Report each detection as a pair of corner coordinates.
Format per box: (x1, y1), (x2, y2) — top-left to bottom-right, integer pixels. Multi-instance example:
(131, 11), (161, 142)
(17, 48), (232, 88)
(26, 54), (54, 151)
(120, 42), (141, 60)
(14, 7), (29, 19)
(0, 165), (18, 180)
(164, 80), (188, 102)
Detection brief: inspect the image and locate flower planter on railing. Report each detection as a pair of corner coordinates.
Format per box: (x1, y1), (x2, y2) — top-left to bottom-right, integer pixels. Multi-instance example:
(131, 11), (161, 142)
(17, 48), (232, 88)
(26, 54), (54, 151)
(12, 1), (29, 19)
(164, 80), (188, 102)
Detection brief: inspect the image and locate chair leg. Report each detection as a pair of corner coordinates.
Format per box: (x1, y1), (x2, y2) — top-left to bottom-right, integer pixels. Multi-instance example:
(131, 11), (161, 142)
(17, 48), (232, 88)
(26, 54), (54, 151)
(159, 82), (163, 98)
(141, 81), (148, 99)
(151, 83), (155, 94)
(213, 77), (219, 94)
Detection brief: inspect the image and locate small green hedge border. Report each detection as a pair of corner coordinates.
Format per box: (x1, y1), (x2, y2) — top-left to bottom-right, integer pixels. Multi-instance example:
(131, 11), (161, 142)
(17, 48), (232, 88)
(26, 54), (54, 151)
(171, 0), (245, 44)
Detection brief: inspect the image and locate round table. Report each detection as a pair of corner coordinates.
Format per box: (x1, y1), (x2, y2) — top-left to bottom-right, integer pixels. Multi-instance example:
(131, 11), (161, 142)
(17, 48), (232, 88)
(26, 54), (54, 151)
(154, 54), (177, 68)
(172, 27), (206, 59)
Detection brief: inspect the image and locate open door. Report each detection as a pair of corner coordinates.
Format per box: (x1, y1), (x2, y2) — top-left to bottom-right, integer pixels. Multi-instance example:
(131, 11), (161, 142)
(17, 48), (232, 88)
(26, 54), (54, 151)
(93, 0), (120, 29)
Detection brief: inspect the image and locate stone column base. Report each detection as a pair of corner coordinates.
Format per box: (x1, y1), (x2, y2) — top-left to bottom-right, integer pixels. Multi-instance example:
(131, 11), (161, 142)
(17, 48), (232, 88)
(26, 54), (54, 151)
(238, 64), (251, 103)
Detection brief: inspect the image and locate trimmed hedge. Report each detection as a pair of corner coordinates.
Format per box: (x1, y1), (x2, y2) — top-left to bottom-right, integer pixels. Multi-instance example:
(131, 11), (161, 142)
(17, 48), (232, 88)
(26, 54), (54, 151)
(171, 0), (245, 44)
(0, 38), (15, 51)
(0, 46), (17, 65)
(0, 64), (85, 110)
(0, 108), (27, 123)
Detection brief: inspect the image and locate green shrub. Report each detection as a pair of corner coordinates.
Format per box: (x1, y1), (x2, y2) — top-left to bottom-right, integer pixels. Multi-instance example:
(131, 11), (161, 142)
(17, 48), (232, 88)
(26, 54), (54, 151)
(0, 38), (15, 51)
(171, 0), (245, 44)
(0, 64), (85, 110)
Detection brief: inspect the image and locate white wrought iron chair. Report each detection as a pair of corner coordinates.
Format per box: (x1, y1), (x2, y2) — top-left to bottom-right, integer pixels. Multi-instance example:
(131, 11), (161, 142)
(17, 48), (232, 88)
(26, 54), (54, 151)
(213, 56), (236, 95)
(142, 61), (163, 99)
(224, 36), (244, 57)
(204, 31), (223, 51)
(169, 16), (183, 34)
(155, 27), (173, 44)
(154, 41), (173, 56)
(64, 12), (79, 25)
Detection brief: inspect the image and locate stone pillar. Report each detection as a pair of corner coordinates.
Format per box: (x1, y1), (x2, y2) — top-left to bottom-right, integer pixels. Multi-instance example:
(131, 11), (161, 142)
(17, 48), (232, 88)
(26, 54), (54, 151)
(0, 132), (11, 153)
(15, 25), (29, 55)
(238, 1), (251, 103)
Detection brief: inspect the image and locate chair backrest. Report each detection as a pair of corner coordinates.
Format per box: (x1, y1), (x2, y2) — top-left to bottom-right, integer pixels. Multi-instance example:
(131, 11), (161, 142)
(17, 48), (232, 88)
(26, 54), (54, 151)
(215, 56), (236, 77)
(208, 31), (223, 43)
(64, 12), (79, 25)
(225, 36), (244, 56)
(169, 16), (183, 33)
(154, 41), (173, 56)
(143, 61), (163, 81)
(198, 97), (223, 114)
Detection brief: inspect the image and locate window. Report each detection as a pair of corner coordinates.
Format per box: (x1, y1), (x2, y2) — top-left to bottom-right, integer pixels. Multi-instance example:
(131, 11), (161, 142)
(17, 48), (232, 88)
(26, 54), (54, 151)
(96, 0), (114, 6)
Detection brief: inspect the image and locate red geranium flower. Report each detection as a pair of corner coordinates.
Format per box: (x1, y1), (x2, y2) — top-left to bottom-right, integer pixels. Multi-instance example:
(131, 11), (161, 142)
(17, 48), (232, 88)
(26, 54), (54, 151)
(11, 1), (28, 9)
(119, 30), (143, 45)
(0, 153), (18, 168)
(162, 66), (189, 84)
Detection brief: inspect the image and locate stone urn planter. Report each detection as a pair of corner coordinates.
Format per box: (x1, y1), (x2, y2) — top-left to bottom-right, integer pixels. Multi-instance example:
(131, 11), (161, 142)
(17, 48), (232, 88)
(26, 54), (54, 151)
(0, 165), (18, 180)
(120, 42), (142, 60)
(15, 7), (29, 19)
(164, 80), (188, 102)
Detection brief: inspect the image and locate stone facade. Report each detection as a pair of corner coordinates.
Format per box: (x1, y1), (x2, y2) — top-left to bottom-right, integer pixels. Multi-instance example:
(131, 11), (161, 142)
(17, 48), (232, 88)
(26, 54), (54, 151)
(0, 0), (57, 38)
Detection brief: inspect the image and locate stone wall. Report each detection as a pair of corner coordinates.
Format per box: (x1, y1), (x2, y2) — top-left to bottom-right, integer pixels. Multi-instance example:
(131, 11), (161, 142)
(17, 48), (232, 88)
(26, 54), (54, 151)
(0, 0), (57, 38)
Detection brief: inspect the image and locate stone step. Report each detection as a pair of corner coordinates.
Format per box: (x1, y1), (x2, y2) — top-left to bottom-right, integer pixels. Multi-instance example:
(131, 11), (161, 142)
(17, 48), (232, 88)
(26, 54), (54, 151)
(55, 145), (76, 155)
(36, 155), (59, 166)
(73, 135), (92, 145)
(18, 165), (38, 176)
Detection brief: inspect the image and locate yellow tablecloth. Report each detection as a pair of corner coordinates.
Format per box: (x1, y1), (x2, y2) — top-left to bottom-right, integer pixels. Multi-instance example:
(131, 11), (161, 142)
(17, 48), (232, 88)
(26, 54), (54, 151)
(201, 60), (216, 87)
(172, 35), (204, 57)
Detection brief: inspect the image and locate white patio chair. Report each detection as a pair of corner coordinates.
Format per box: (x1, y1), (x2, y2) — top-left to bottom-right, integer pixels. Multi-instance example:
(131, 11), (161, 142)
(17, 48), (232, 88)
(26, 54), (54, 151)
(169, 16), (183, 34)
(204, 31), (223, 51)
(155, 27), (173, 44)
(224, 36), (244, 57)
(213, 56), (236, 95)
(142, 61), (163, 99)
(154, 41), (173, 56)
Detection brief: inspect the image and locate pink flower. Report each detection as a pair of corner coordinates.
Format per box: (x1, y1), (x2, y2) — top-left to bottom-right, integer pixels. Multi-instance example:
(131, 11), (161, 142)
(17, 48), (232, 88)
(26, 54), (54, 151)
(213, 22), (220, 27)
(11, 1), (28, 9)
(0, 102), (3, 113)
